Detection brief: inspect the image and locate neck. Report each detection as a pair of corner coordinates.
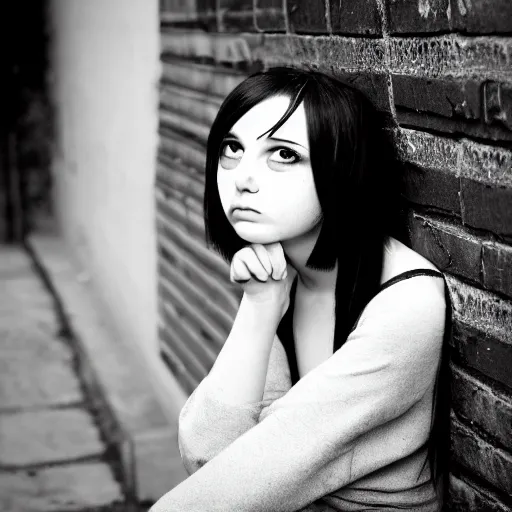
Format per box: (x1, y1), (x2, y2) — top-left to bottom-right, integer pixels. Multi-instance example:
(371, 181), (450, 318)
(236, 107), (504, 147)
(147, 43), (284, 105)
(281, 225), (338, 292)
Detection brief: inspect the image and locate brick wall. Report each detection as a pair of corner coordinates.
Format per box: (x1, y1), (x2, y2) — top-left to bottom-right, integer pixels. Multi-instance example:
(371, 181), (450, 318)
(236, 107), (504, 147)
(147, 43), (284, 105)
(156, 1), (512, 509)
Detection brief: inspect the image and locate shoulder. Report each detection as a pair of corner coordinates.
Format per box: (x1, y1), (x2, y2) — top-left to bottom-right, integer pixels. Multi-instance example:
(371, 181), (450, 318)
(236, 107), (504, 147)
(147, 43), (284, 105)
(380, 236), (446, 311)
(354, 238), (446, 340)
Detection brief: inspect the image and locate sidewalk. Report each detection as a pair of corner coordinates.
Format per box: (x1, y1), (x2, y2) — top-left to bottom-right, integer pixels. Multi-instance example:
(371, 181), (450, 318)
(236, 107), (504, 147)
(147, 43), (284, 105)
(0, 244), (139, 511)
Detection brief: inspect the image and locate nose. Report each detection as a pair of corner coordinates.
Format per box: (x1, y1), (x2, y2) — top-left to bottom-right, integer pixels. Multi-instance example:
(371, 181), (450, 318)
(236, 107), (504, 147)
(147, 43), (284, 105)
(234, 161), (259, 193)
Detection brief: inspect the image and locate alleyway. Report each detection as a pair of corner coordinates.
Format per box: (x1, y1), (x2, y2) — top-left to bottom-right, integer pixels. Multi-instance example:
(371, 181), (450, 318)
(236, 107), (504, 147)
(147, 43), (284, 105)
(0, 244), (140, 511)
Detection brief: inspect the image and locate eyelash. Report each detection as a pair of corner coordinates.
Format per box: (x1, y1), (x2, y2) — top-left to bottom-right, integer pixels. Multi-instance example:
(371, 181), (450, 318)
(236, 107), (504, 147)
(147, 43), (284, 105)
(219, 141), (301, 164)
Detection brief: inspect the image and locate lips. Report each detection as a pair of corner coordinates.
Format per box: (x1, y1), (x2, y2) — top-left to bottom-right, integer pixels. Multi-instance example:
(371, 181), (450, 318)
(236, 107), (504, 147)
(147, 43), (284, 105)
(230, 206), (260, 214)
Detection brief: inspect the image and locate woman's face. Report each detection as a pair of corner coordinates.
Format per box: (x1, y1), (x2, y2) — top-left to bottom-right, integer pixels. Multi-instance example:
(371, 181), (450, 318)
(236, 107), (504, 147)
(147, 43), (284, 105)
(217, 95), (322, 245)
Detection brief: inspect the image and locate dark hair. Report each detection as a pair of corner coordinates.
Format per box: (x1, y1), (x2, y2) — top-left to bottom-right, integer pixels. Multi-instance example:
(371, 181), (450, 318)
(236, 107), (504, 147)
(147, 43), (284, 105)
(204, 66), (402, 333)
(203, 66), (447, 499)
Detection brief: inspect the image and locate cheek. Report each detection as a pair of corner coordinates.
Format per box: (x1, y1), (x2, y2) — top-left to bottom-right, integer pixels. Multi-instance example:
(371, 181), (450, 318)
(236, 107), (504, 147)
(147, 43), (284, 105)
(216, 171), (232, 212)
(279, 175), (321, 216)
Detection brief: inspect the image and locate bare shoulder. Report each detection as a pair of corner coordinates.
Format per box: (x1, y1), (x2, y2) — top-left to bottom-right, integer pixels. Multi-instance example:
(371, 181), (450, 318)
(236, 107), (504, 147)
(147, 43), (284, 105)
(383, 237), (443, 285)
(375, 236), (446, 318)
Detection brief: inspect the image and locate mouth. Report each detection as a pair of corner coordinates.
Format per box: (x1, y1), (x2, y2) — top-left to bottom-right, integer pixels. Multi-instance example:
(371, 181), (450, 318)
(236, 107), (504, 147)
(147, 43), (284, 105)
(230, 206), (261, 214)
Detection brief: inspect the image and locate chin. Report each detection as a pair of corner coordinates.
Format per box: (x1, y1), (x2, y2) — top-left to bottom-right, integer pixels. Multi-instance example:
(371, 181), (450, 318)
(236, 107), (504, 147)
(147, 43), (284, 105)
(234, 227), (280, 245)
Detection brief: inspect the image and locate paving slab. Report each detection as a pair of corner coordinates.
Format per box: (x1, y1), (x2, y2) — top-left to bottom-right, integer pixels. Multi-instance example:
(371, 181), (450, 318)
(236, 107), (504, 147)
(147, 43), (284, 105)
(0, 247), (34, 279)
(0, 408), (105, 467)
(0, 355), (83, 410)
(0, 323), (72, 359)
(0, 462), (123, 511)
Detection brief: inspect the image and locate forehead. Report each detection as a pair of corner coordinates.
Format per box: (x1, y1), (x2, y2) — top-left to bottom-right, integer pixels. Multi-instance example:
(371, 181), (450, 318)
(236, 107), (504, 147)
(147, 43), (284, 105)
(230, 95), (309, 148)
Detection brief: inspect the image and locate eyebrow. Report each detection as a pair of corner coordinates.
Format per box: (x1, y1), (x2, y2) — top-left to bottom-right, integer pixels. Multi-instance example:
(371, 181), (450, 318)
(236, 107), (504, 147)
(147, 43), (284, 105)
(225, 131), (309, 151)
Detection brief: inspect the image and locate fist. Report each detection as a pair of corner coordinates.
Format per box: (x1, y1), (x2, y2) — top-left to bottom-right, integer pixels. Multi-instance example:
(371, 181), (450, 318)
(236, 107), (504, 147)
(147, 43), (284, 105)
(230, 242), (296, 314)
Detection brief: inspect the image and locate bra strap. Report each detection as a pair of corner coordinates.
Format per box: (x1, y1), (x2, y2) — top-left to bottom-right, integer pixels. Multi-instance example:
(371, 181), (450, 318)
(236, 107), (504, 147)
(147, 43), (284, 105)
(378, 269), (444, 294)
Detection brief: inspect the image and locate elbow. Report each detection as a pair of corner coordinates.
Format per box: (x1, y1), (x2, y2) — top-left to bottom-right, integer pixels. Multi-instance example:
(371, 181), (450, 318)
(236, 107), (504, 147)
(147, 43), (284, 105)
(178, 416), (210, 475)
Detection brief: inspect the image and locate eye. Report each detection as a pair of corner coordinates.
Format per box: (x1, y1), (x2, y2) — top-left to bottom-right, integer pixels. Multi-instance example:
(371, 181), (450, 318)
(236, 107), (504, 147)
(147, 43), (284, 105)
(220, 141), (243, 160)
(268, 148), (301, 165)
(219, 140), (244, 170)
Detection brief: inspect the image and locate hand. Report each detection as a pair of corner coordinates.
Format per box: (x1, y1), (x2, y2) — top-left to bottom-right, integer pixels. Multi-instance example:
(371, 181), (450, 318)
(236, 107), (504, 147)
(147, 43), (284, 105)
(230, 242), (297, 317)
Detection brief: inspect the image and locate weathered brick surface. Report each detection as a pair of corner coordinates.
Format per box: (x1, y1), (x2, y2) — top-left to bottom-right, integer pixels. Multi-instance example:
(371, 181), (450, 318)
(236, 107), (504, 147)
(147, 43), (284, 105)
(388, 36), (512, 79)
(388, 0), (512, 34)
(482, 81), (512, 132)
(451, 365), (512, 451)
(393, 76), (480, 120)
(254, 34), (387, 72)
(451, 320), (512, 390)
(451, 0), (512, 34)
(392, 75), (512, 141)
(255, 0), (286, 32)
(219, 0), (253, 32)
(330, 0), (382, 35)
(482, 241), (512, 299)
(159, 5), (512, 510)
(448, 474), (511, 512)
(387, 0), (451, 34)
(397, 128), (512, 187)
(402, 165), (461, 213)
(288, 0), (328, 33)
(451, 416), (512, 496)
(460, 178), (512, 237)
(161, 60), (247, 99)
(407, 213), (482, 283)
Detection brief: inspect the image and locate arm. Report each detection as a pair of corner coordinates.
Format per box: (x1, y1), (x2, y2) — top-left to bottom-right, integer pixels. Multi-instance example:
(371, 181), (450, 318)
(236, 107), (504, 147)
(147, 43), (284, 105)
(178, 295), (291, 474)
(152, 277), (446, 512)
(178, 332), (291, 474)
(178, 242), (295, 474)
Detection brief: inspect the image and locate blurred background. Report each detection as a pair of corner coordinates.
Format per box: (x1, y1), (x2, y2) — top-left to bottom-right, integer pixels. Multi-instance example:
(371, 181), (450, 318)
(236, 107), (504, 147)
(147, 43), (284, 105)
(0, 0), (511, 510)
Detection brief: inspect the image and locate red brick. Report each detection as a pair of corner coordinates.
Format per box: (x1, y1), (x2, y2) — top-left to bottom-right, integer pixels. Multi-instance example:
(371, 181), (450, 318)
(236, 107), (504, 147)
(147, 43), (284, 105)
(451, 365), (512, 451)
(448, 474), (511, 512)
(402, 165), (461, 213)
(451, 0), (512, 34)
(482, 241), (512, 299)
(451, 416), (512, 496)
(460, 178), (512, 237)
(288, 0), (328, 33)
(407, 213), (482, 282)
(330, 0), (382, 35)
(255, 0), (286, 31)
(451, 320), (512, 390)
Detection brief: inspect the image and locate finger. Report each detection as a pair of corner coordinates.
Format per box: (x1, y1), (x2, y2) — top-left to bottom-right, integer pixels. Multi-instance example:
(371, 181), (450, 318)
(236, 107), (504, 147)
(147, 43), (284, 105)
(265, 242), (287, 279)
(239, 247), (269, 282)
(231, 257), (251, 283)
(250, 244), (273, 275)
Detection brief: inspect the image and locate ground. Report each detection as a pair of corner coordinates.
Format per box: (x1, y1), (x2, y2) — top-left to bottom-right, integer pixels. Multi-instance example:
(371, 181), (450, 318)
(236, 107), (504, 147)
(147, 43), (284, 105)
(0, 244), (144, 512)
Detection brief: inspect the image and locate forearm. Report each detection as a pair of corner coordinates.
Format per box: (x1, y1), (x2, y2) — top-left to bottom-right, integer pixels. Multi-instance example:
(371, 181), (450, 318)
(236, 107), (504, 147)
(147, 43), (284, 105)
(206, 293), (282, 405)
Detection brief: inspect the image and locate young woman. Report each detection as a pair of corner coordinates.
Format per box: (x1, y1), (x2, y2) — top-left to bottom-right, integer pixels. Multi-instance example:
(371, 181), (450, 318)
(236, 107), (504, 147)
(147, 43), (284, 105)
(151, 67), (451, 511)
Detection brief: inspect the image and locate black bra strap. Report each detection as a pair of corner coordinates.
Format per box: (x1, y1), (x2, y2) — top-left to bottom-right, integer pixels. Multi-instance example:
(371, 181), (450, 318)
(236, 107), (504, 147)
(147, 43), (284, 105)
(377, 269), (444, 294)
(348, 269), (445, 335)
